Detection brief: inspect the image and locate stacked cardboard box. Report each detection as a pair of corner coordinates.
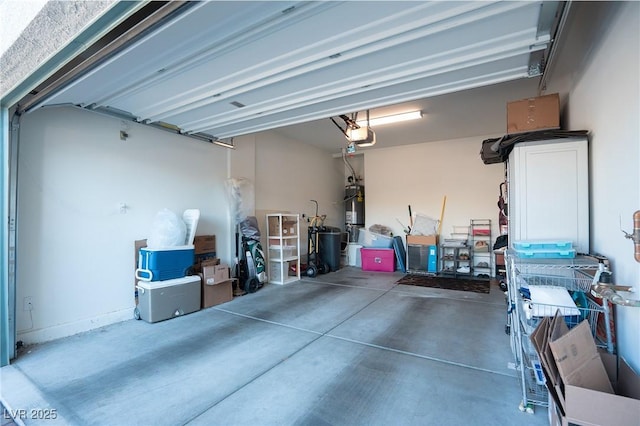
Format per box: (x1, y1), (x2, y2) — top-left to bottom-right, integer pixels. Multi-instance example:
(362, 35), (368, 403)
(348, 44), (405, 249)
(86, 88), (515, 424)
(200, 264), (236, 308)
(530, 311), (640, 426)
(193, 235), (217, 272)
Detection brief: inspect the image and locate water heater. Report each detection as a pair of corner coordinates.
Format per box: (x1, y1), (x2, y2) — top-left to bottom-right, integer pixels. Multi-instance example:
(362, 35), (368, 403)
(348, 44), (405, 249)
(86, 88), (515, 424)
(345, 184), (364, 242)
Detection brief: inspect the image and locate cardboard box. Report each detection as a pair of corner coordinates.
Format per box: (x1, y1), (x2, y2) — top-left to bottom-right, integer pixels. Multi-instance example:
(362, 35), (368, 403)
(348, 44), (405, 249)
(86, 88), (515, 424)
(507, 93), (560, 134)
(268, 216), (281, 236)
(406, 234), (438, 246)
(561, 353), (640, 426)
(193, 253), (219, 273)
(530, 314), (640, 426)
(194, 235), (216, 255)
(268, 216), (297, 236)
(200, 258), (219, 268)
(282, 220), (297, 236)
(549, 321), (613, 395)
(201, 277), (234, 308)
(202, 264), (229, 285)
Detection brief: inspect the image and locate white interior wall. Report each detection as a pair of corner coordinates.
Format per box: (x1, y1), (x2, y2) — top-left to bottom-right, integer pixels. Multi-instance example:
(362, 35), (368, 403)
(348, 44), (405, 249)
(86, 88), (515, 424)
(251, 131), (345, 248)
(547, 2), (640, 370)
(364, 136), (504, 240)
(16, 107), (230, 344)
(342, 152), (364, 185)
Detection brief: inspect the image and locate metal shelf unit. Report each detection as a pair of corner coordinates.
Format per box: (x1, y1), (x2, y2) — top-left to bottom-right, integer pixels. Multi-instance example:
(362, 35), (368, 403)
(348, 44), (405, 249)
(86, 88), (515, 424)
(470, 219), (492, 279)
(439, 244), (472, 278)
(505, 252), (614, 412)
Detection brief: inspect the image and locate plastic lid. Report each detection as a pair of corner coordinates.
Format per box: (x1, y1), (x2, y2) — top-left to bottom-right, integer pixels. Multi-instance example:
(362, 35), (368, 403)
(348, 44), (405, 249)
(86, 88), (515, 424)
(140, 244), (194, 252)
(137, 275), (200, 289)
(183, 209), (200, 245)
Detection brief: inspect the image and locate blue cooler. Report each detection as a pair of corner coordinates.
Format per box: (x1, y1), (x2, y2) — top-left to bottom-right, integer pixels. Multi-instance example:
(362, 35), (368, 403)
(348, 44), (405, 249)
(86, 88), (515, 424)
(136, 245), (195, 281)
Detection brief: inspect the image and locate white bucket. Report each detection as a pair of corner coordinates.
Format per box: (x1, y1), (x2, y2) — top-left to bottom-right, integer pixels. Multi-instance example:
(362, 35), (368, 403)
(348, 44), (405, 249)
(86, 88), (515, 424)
(347, 243), (363, 267)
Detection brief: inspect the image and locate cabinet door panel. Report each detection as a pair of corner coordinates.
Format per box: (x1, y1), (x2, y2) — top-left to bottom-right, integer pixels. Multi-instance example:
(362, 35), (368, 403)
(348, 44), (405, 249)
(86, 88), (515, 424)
(508, 139), (589, 253)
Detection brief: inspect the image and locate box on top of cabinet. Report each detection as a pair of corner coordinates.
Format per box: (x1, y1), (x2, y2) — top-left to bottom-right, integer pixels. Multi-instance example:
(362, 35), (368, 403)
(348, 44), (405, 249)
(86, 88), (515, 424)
(507, 93), (560, 134)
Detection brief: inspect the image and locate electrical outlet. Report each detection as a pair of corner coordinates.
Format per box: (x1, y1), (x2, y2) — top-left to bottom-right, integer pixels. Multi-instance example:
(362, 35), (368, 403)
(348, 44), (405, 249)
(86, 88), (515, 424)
(24, 296), (33, 311)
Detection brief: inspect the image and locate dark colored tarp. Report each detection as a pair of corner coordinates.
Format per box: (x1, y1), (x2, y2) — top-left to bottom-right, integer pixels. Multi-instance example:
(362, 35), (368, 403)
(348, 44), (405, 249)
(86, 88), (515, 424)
(240, 215), (261, 240)
(480, 129), (589, 164)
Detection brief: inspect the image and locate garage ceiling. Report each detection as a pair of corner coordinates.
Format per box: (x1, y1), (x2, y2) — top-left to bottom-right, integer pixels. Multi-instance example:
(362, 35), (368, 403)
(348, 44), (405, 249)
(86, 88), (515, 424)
(29, 1), (564, 150)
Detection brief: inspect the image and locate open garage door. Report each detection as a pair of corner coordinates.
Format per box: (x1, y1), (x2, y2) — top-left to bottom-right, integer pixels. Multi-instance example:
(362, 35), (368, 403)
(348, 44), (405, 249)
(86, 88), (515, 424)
(1, 0), (567, 364)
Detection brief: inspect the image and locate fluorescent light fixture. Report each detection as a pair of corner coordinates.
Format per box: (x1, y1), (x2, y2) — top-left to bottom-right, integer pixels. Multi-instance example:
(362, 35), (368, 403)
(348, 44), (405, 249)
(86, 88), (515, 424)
(213, 138), (235, 149)
(356, 110), (422, 127)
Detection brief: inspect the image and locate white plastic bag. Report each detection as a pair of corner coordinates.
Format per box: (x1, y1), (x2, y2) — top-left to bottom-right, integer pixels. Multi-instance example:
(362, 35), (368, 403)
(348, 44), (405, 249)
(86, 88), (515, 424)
(147, 208), (187, 248)
(225, 177), (255, 225)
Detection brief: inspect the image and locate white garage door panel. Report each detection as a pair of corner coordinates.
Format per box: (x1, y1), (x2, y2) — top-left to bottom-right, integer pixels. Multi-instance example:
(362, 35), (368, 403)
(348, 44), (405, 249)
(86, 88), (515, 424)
(38, 1), (299, 106)
(112, 1), (541, 121)
(193, 57), (530, 138)
(105, 2), (485, 116)
(33, 1), (560, 140)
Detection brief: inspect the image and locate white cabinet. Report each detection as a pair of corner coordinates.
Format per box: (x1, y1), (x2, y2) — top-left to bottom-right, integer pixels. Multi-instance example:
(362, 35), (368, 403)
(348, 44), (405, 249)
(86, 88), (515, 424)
(266, 214), (300, 284)
(508, 137), (589, 253)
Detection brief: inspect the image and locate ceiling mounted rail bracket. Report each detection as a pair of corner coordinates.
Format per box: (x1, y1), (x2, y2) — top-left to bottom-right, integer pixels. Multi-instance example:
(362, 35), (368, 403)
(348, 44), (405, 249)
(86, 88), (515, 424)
(213, 137), (235, 149)
(66, 104), (216, 144)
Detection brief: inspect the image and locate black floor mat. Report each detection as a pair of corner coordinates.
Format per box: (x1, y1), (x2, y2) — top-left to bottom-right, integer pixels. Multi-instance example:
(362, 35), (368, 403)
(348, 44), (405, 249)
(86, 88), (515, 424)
(395, 274), (490, 294)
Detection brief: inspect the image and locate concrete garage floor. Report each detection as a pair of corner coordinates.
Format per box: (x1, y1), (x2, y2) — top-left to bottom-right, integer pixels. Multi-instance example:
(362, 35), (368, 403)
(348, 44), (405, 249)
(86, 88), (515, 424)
(1, 267), (548, 425)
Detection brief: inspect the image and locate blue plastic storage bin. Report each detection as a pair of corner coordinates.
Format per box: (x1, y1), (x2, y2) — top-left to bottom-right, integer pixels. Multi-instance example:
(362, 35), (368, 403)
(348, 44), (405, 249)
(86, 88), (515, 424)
(513, 240), (573, 250)
(136, 245), (195, 281)
(357, 229), (393, 248)
(513, 248), (576, 259)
